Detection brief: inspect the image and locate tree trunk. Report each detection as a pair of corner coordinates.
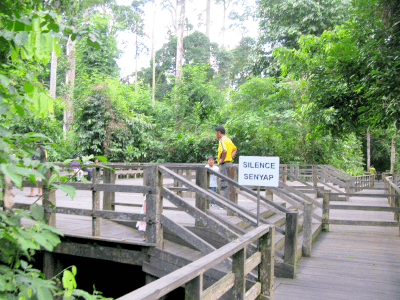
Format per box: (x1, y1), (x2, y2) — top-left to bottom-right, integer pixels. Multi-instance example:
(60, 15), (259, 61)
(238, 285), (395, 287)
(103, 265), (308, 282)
(367, 127), (370, 171)
(151, 0), (157, 106)
(175, 0), (185, 79)
(49, 48), (57, 118)
(63, 35), (76, 138)
(391, 132), (396, 174)
(135, 33), (138, 91)
(206, 0), (211, 38)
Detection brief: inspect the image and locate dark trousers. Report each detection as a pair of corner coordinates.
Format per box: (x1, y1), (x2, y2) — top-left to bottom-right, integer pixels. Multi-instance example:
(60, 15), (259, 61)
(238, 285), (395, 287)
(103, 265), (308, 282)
(219, 161), (233, 199)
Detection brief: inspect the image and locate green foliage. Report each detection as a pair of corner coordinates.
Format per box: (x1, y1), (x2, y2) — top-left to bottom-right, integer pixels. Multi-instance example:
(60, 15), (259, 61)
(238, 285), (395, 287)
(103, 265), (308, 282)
(0, 207), (111, 299)
(254, 0), (352, 75)
(170, 64), (224, 126)
(74, 77), (156, 162)
(274, 0), (400, 133)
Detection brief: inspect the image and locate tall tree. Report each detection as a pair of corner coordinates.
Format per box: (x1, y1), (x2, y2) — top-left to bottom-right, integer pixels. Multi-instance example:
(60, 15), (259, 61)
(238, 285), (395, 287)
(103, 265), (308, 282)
(254, 0), (352, 75)
(175, 0), (186, 79)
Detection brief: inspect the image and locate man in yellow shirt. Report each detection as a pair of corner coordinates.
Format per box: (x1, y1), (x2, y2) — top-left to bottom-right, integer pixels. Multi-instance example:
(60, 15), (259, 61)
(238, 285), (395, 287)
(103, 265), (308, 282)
(215, 126), (237, 200)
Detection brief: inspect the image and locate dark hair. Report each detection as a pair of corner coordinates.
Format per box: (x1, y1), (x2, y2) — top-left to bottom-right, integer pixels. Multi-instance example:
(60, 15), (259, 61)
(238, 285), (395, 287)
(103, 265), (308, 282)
(215, 126), (225, 134)
(206, 155), (214, 160)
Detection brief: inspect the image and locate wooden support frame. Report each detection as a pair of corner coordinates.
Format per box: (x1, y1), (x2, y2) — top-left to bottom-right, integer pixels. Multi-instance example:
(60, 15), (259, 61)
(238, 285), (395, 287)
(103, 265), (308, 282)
(302, 203), (313, 257)
(283, 212), (298, 277)
(103, 168), (116, 210)
(144, 166), (163, 248)
(43, 169), (56, 227)
(92, 167), (100, 236)
(322, 192), (330, 232)
(195, 167), (208, 227)
(117, 224), (274, 300)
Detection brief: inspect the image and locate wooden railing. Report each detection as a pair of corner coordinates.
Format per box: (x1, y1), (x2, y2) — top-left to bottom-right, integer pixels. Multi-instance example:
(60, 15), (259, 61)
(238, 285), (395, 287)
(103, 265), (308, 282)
(116, 224), (275, 300)
(321, 191), (400, 232)
(17, 165), (164, 247)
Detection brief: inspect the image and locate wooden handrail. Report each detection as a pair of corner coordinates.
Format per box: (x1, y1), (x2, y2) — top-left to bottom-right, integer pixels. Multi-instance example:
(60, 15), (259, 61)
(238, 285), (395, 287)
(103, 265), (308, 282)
(116, 224), (275, 300)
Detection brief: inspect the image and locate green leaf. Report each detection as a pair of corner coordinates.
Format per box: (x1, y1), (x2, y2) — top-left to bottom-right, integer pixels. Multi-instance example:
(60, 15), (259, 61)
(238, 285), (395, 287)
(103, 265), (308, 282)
(14, 31), (28, 46)
(62, 270), (77, 297)
(95, 156), (107, 163)
(52, 184), (76, 199)
(23, 82), (35, 93)
(37, 286), (53, 300)
(30, 204), (44, 221)
(0, 164), (22, 188)
(0, 74), (10, 86)
(71, 265), (77, 276)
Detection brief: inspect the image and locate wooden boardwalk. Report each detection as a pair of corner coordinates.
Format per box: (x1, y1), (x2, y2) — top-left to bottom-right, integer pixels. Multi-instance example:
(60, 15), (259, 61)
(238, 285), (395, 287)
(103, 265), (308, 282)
(274, 184), (400, 300)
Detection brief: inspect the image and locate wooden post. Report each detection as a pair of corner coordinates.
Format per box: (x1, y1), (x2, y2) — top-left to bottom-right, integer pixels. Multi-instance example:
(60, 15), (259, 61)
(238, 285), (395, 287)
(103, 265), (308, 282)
(185, 274), (203, 300)
(92, 167), (100, 236)
(284, 212), (298, 277)
(232, 248), (246, 299)
(144, 165), (163, 248)
(265, 188), (273, 201)
(228, 165), (238, 204)
(195, 167), (208, 227)
(302, 203), (312, 257)
(322, 192), (330, 232)
(290, 165), (294, 182)
(312, 165), (318, 188)
(103, 168), (116, 211)
(43, 169), (56, 227)
(296, 165), (300, 179)
(259, 226), (275, 299)
(176, 169), (183, 197)
(345, 180), (351, 201)
(282, 165), (287, 184)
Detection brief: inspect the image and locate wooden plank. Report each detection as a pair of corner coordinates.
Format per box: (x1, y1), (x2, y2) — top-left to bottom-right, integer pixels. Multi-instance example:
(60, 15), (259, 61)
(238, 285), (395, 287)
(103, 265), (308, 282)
(245, 252), (261, 276)
(279, 181), (322, 208)
(202, 273), (235, 300)
(53, 241), (149, 266)
(161, 215), (215, 254)
(317, 180), (343, 193)
(328, 204), (400, 212)
(94, 183), (156, 194)
(328, 220), (400, 227)
(205, 209), (247, 235)
(245, 282), (261, 300)
(162, 187), (240, 241)
(207, 188), (285, 234)
(103, 169), (116, 210)
(112, 202), (181, 211)
(331, 193), (400, 198)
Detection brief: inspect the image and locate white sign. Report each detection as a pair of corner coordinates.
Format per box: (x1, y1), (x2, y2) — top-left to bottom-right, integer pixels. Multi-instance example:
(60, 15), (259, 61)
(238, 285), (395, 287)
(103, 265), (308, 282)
(238, 156), (280, 187)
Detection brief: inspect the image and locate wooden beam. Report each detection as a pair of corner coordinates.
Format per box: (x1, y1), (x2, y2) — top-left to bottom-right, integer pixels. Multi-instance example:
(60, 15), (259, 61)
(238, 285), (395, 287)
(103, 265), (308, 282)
(161, 215), (215, 254)
(328, 204), (400, 212)
(162, 187), (240, 241)
(202, 273), (235, 300)
(205, 167), (290, 214)
(245, 252), (261, 276)
(245, 282), (261, 300)
(328, 220), (400, 226)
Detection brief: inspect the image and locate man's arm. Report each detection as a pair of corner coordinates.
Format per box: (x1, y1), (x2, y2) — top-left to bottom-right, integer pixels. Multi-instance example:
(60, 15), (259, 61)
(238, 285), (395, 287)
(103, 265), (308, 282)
(232, 148), (237, 159)
(219, 151), (227, 164)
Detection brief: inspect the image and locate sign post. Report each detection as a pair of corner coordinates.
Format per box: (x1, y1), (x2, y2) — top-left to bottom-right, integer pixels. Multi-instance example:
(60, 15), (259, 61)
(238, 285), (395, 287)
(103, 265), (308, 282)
(238, 156), (280, 227)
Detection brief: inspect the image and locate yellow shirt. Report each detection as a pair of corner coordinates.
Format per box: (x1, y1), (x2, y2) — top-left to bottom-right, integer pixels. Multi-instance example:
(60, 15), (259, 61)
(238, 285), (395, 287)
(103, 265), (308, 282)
(218, 136), (236, 163)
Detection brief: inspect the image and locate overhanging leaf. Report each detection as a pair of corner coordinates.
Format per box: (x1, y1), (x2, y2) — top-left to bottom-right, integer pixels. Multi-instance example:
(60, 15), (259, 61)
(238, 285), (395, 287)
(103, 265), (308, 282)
(52, 184), (76, 199)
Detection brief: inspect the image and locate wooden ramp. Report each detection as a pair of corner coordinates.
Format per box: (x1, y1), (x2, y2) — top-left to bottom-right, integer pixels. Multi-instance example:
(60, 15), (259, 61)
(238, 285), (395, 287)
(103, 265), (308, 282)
(274, 184), (400, 300)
